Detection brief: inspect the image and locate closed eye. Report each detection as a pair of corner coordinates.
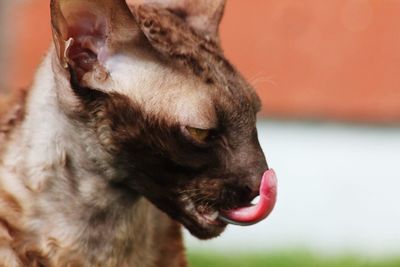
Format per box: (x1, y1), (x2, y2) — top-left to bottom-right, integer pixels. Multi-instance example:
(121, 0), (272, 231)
(185, 126), (211, 143)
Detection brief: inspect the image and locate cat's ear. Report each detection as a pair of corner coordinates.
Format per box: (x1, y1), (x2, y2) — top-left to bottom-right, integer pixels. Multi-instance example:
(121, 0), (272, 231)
(50, 0), (141, 86)
(127, 0), (226, 41)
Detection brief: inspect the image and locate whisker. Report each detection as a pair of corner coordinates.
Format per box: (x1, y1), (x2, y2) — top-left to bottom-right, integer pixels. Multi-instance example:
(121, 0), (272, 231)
(176, 188), (203, 195)
(248, 73), (278, 88)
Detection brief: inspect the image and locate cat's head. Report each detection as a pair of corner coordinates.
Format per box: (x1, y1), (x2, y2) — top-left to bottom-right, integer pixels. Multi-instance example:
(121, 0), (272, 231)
(50, 0), (275, 239)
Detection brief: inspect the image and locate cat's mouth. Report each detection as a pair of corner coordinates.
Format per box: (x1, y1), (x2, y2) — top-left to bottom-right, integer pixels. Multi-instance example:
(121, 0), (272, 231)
(180, 169), (277, 238)
(219, 169), (277, 226)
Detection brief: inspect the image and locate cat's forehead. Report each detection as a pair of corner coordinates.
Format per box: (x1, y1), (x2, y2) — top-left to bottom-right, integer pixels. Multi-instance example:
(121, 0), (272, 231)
(104, 52), (219, 129)
(133, 5), (257, 102)
(103, 5), (260, 128)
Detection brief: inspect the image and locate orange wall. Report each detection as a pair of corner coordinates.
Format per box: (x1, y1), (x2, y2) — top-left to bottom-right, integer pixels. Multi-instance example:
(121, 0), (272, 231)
(6, 1), (51, 92)
(4, 0), (400, 123)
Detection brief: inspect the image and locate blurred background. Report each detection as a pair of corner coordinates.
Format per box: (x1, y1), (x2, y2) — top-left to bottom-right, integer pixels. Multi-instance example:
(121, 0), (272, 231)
(1, 0), (400, 266)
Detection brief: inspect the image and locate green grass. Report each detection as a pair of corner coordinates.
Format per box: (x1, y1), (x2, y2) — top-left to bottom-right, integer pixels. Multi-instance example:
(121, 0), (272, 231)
(188, 251), (400, 267)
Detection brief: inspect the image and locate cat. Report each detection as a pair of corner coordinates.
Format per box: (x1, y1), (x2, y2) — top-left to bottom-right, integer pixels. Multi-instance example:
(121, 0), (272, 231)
(0, 0), (277, 266)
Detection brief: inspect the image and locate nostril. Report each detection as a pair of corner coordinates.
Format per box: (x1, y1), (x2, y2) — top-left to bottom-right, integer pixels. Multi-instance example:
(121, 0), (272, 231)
(244, 185), (259, 203)
(244, 185), (252, 195)
(246, 173), (263, 193)
(245, 175), (262, 192)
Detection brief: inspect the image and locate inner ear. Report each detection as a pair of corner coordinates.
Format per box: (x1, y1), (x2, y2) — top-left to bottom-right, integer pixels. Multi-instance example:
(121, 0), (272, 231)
(65, 10), (107, 81)
(51, 0), (139, 86)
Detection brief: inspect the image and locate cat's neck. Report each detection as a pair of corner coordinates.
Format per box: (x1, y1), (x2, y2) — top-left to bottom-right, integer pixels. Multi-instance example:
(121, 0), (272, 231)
(3, 51), (110, 194)
(0, 50), (172, 266)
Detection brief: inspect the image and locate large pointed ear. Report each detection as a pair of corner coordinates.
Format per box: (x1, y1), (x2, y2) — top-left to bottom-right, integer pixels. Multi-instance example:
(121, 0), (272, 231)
(127, 0), (226, 41)
(50, 0), (140, 86)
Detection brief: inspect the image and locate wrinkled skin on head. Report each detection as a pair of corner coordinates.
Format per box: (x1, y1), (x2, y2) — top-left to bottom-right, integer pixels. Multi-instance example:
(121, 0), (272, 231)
(50, 0), (270, 239)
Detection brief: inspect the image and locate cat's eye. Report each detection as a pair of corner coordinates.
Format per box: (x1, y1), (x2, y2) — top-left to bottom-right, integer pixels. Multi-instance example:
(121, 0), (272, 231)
(185, 126), (211, 143)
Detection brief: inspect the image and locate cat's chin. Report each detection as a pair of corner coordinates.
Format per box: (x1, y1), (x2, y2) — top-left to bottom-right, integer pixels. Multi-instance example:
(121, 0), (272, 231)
(181, 214), (227, 240)
(186, 224), (227, 240)
(176, 200), (228, 240)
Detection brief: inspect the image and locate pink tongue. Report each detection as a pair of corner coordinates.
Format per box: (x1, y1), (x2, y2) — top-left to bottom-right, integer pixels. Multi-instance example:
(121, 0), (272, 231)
(219, 169), (277, 226)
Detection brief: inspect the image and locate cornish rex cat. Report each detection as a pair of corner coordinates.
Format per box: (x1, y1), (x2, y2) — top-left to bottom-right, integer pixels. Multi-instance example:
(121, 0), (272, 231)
(0, 0), (277, 266)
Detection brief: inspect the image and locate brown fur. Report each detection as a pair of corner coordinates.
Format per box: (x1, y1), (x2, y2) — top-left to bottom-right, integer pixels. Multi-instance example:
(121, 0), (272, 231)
(132, 4), (262, 111)
(0, 0), (269, 266)
(0, 90), (28, 158)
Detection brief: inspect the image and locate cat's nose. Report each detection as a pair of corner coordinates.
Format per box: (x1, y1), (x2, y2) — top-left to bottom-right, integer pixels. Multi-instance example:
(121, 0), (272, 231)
(243, 185), (259, 203)
(245, 174), (264, 197)
(230, 165), (269, 207)
(243, 165), (269, 202)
